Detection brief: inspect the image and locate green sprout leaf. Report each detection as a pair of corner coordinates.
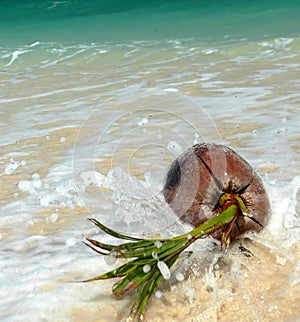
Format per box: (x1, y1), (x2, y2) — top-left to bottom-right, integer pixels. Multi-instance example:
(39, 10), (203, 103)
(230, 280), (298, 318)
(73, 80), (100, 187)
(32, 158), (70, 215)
(83, 194), (247, 321)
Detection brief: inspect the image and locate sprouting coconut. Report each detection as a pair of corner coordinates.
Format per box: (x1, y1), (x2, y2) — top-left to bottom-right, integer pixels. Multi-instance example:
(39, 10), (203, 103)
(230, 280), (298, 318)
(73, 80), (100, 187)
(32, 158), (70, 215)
(83, 143), (271, 321)
(163, 143), (271, 243)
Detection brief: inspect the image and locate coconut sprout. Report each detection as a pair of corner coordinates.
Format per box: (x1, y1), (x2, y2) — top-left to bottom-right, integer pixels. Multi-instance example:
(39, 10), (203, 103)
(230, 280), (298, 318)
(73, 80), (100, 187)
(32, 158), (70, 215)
(83, 143), (271, 321)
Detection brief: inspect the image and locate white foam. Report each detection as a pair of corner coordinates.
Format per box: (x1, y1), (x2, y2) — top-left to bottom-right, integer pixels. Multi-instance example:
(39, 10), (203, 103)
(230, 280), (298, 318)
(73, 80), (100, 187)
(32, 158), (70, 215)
(266, 175), (300, 242)
(28, 42), (40, 48)
(137, 117), (149, 126)
(167, 140), (183, 156)
(175, 272), (185, 282)
(5, 50), (30, 67)
(4, 158), (20, 175)
(164, 88), (179, 92)
(46, 213), (58, 224)
(0, 36), (299, 321)
(65, 237), (78, 247)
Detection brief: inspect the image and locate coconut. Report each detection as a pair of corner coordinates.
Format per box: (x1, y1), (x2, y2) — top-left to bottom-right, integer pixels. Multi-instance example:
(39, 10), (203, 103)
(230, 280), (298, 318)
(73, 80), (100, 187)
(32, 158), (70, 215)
(163, 143), (271, 240)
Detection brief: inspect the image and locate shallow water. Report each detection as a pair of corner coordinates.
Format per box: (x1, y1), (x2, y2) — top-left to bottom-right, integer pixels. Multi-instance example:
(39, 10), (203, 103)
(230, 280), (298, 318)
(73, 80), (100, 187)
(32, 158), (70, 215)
(1, 1), (300, 321)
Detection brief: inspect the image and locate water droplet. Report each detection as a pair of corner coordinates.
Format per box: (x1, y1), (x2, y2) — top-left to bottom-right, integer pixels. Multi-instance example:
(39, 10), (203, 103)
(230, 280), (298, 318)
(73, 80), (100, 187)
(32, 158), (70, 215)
(157, 261), (171, 279)
(154, 241), (162, 248)
(152, 251), (158, 260)
(175, 272), (185, 282)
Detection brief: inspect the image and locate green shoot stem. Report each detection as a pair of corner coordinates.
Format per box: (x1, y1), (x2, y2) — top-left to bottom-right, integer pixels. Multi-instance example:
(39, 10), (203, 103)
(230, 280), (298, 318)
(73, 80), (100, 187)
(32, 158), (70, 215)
(83, 197), (246, 321)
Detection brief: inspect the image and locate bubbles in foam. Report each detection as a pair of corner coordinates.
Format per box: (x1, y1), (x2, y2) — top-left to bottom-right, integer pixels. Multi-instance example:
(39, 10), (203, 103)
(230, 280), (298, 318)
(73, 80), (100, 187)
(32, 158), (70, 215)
(137, 117), (149, 126)
(175, 272), (185, 282)
(167, 140), (183, 156)
(46, 213), (58, 224)
(4, 158), (20, 175)
(65, 237), (77, 248)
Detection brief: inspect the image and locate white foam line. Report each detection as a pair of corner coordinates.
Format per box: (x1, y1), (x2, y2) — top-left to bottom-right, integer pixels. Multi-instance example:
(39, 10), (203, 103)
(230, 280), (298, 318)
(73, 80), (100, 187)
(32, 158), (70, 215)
(0, 80), (127, 104)
(28, 42), (40, 48)
(40, 49), (86, 68)
(5, 50), (31, 67)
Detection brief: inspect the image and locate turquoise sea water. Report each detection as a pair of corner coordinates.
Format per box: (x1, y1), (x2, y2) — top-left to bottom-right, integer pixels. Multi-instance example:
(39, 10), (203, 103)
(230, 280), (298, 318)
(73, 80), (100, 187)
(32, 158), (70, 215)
(1, 0), (300, 45)
(0, 1), (300, 322)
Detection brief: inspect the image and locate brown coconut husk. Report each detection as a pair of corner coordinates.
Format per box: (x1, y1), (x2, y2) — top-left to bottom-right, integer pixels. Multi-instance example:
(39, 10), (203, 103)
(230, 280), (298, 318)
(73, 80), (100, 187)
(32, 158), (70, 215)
(163, 143), (271, 240)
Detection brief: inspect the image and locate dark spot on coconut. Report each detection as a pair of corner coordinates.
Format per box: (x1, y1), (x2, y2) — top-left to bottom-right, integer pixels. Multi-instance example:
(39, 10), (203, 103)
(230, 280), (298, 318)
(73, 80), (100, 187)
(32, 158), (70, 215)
(164, 159), (181, 190)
